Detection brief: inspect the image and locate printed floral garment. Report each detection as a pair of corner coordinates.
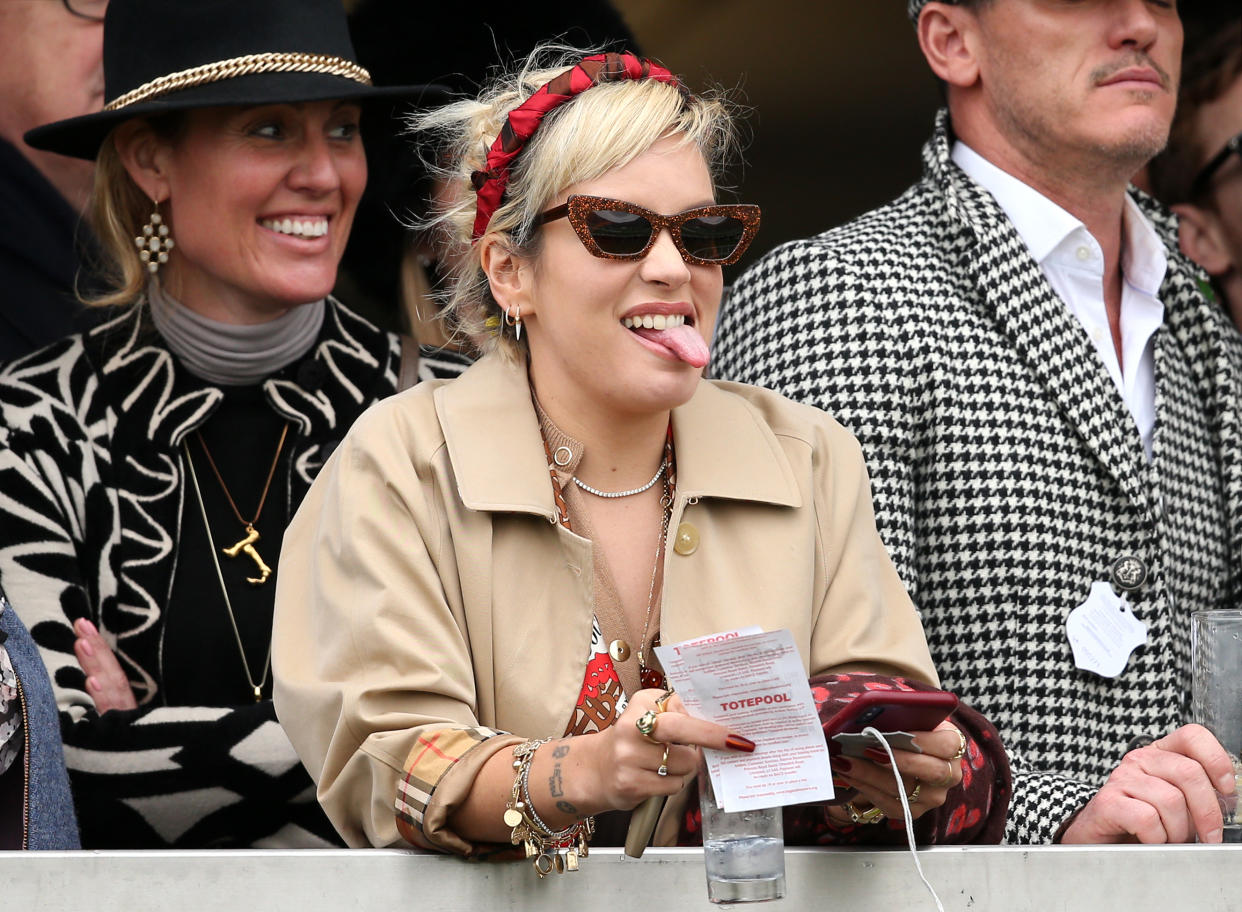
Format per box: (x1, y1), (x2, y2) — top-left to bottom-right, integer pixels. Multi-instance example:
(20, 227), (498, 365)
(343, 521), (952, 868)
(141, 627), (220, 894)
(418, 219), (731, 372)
(564, 618), (629, 736)
(680, 673), (1012, 846)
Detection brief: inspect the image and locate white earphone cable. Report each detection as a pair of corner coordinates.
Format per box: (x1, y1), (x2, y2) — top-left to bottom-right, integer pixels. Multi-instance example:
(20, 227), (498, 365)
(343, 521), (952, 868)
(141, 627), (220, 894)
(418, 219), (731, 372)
(860, 726), (945, 912)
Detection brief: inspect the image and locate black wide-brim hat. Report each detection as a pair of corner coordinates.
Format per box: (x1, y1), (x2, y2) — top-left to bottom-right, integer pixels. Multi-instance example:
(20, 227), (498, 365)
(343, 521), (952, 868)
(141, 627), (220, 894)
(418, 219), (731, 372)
(26, 0), (447, 160)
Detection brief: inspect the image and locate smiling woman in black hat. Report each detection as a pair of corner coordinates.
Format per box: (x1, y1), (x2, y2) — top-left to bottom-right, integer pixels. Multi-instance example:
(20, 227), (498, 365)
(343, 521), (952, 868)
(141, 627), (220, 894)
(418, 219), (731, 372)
(0, 0), (448, 848)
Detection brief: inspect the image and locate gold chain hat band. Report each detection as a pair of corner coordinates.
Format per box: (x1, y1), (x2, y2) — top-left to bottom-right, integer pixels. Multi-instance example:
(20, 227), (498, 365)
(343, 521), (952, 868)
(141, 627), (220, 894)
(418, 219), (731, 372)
(104, 52), (373, 112)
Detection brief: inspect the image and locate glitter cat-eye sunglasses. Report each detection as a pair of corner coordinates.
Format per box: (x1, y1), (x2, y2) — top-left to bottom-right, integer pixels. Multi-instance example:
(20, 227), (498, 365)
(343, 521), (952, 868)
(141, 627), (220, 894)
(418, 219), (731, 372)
(538, 195), (761, 266)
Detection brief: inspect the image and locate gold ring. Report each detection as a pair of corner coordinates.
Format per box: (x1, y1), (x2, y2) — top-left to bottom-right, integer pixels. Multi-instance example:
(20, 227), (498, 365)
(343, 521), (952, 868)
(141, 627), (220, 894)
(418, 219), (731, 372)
(930, 759), (956, 789)
(657, 745), (670, 777)
(950, 728), (967, 761)
(844, 801), (886, 825)
(655, 689), (676, 713)
(635, 710), (660, 744)
(906, 782), (922, 803)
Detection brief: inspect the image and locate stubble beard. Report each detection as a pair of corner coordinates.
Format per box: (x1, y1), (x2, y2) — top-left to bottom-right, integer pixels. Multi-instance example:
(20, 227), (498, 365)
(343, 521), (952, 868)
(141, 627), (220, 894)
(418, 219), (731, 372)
(991, 80), (1171, 185)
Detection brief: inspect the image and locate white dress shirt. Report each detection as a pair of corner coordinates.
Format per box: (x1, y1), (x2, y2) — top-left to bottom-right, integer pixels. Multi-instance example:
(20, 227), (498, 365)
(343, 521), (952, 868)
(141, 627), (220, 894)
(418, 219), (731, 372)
(952, 142), (1167, 459)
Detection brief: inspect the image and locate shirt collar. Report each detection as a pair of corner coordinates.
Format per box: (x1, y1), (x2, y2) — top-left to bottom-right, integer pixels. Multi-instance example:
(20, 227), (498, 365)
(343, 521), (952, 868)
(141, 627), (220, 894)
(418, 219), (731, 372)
(951, 140), (1081, 264)
(1120, 193), (1168, 296)
(951, 140), (1168, 294)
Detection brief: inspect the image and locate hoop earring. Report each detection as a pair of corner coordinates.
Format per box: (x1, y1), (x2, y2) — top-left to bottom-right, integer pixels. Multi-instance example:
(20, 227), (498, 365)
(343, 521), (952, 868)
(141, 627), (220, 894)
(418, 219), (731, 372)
(504, 304), (522, 342)
(136, 202), (174, 275)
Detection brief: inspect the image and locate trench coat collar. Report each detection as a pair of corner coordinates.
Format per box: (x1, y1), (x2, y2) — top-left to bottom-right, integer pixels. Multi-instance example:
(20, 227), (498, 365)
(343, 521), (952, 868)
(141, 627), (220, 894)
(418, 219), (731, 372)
(436, 352), (802, 518)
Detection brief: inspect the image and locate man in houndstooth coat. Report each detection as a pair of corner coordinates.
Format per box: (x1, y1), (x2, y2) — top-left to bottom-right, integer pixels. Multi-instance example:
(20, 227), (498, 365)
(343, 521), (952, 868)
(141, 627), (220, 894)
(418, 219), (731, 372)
(714, 1), (1242, 844)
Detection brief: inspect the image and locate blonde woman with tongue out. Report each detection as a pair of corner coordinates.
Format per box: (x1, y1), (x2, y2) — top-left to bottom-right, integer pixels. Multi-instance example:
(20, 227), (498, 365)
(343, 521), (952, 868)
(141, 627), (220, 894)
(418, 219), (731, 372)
(274, 48), (1007, 861)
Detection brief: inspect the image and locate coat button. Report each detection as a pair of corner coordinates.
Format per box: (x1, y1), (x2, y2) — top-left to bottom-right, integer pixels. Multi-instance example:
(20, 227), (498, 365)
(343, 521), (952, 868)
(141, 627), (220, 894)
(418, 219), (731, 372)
(673, 522), (699, 556)
(1110, 556), (1147, 592)
(609, 639), (631, 662)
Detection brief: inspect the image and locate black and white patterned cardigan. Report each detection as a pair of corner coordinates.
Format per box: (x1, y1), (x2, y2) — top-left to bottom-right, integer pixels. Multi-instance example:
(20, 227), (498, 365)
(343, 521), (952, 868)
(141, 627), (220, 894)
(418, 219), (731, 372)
(713, 111), (1242, 844)
(0, 298), (460, 847)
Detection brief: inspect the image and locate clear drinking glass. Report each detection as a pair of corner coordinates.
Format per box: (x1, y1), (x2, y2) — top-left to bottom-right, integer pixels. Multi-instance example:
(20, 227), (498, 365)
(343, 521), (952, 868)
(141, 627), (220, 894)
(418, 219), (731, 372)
(698, 754), (786, 903)
(1191, 609), (1242, 843)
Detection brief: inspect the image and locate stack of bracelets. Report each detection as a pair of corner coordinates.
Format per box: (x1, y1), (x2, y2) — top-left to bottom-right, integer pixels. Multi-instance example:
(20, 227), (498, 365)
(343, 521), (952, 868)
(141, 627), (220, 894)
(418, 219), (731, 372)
(504, 739), (596, 876)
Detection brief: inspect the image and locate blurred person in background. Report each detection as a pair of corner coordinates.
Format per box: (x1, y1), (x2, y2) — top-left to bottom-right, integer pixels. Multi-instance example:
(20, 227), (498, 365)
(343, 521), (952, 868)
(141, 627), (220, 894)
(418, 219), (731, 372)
(0, 0), (108, 362)
(339, 0), (638, 370)
(1148, 18), (1242, 329)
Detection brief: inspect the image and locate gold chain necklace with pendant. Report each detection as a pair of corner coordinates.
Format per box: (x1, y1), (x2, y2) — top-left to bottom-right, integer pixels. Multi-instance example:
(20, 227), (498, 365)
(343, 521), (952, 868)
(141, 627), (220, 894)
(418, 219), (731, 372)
(182, 441), (275, 703)
(178, 421), (289, 703)
(194, 423), (289, 585)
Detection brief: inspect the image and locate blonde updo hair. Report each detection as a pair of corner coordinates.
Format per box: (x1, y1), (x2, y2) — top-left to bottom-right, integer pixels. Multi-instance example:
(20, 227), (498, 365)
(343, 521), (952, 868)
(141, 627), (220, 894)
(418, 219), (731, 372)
(412, 45), (740, 359)
(86, 114), (185, 309)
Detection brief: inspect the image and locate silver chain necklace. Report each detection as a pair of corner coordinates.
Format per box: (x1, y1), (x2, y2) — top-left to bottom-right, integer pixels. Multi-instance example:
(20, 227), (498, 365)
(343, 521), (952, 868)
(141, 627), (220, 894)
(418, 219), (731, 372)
(572, 460), (666, 499)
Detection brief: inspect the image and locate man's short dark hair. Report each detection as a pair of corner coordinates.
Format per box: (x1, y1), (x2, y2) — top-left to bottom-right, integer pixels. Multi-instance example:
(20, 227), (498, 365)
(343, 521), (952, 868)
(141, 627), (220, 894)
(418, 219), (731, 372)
(1148, 19), (1242, 205)
(908, 0), (992, 27)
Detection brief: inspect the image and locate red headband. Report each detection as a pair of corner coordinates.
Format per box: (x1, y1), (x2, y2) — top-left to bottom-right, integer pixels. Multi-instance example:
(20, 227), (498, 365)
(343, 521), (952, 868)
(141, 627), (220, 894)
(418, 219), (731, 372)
(469, 52), (680, 241)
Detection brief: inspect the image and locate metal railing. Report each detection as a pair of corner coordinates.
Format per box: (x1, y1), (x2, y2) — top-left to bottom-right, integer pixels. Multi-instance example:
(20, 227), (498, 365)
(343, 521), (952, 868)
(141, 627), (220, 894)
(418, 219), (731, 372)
(5, 844), (1236, 911)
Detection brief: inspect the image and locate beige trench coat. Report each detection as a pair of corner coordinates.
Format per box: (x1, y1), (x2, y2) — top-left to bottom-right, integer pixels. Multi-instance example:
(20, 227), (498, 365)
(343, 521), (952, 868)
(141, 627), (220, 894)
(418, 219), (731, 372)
(273, 353), (937, 850)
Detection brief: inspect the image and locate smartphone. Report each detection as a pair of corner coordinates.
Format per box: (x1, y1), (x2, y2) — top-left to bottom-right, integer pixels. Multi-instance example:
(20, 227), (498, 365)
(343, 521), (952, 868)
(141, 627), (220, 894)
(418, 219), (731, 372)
(822, 688), (959, 738)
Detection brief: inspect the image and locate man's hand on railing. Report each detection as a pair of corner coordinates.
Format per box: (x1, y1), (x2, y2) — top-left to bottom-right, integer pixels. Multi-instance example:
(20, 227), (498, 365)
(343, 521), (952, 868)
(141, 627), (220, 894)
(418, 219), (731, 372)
(1060, 724), (1236, 844)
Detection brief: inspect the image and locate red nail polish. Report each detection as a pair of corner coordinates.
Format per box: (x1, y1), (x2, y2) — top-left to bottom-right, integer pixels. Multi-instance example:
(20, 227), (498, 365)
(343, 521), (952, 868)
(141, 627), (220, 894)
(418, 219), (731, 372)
(832, 777), (851, 790)
(864, 747), (891, 766)
(725, 734), (756, 753)
(835, 757), (853, 774)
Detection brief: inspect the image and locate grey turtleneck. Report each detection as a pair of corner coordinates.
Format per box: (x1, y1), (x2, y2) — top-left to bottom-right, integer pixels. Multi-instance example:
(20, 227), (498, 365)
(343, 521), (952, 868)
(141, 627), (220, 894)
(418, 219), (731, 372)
(146, 279), (325, 387)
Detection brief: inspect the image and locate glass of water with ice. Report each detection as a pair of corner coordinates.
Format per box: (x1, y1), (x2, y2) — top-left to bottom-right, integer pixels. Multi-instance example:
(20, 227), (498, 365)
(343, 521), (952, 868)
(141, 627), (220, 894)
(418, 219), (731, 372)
(698, 755), (785, 903)
(1191, 609), (1242, 843)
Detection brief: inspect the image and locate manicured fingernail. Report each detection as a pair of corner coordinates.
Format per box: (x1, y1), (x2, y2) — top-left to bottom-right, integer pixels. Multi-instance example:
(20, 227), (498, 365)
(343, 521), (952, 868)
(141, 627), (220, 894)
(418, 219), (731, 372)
(78, 619), (97, 636)
(864, 747), (891, 766)
(79, 640), (94, 657)
(725, 734), (756, 753)
(87, 676), (99, 691)
(832, 777), (851, 789)
(1218, 773), (1237, 793)
(1207, 828), (1223, 843)
(835, 757), (853, 774)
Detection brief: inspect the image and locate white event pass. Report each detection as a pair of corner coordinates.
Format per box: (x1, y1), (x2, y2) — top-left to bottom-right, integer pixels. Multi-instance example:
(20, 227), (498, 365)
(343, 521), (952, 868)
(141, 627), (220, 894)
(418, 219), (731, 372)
(655, 627), (834, 813)
(1065, 580), (1148, 678)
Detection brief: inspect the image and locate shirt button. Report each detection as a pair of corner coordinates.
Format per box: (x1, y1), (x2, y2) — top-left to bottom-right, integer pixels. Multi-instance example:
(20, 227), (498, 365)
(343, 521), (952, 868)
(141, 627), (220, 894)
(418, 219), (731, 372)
(673, 522), (699, 556)
(1110, 555), (1147, 592)
(1076, 245), (1092, 262)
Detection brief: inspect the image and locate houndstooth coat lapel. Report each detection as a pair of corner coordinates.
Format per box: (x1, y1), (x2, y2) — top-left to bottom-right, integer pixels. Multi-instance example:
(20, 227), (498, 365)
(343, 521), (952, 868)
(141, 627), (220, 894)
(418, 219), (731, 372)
(926, 116), (1157, 522)
(1155, 228), (1242, 593)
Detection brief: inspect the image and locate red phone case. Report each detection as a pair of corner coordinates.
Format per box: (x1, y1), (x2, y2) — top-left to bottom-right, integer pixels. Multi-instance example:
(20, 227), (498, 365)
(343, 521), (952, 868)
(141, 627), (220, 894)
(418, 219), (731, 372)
(822, 689), (959, 737)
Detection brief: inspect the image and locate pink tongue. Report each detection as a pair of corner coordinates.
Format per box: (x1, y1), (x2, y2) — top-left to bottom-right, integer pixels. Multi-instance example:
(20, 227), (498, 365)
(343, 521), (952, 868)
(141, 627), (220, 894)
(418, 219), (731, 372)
(632, 324), (710, 368)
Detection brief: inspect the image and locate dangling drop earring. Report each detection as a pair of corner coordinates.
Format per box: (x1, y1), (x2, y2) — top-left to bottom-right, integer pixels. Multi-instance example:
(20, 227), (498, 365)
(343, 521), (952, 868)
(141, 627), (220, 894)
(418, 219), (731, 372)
(504, 303), (522, 342)
(136, 202), (175, 275)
